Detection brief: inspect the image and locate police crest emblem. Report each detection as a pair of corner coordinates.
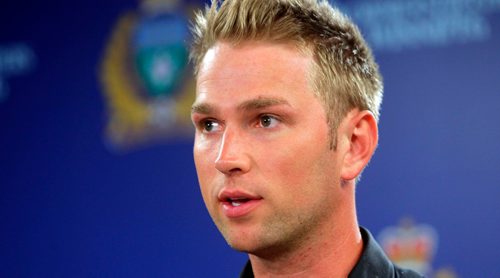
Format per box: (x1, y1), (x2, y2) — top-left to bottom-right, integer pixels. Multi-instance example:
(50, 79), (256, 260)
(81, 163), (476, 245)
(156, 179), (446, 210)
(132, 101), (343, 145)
(100, 0), (195, 150)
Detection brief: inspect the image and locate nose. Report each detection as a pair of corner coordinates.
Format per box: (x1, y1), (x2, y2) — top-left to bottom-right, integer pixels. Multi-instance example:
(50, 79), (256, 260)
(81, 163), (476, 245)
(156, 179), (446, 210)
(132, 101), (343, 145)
(214, 128), (251, 176)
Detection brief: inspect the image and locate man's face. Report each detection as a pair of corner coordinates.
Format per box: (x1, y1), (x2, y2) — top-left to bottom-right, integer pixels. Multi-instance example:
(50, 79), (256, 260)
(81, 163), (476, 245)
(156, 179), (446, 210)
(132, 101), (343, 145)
(192, 41), (347, 254)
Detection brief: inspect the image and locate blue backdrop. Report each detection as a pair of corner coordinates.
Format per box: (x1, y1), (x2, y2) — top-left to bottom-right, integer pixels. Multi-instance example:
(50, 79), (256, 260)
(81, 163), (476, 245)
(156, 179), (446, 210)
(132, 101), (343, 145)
(1, 0), (499, 277)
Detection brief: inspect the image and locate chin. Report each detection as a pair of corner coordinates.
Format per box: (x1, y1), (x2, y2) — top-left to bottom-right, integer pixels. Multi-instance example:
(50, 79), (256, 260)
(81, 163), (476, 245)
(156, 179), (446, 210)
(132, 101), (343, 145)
(223, 232), (256, 253)
(227, 242), (252, 253)
(225, 234), (289, 259)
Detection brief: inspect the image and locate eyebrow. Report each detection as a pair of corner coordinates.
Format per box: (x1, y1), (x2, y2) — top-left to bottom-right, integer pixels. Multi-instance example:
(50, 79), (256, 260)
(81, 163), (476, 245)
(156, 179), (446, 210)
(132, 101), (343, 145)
(191, 97), (290, 115)
(238, 97), (290, 111)
(191, 102), (214, 115)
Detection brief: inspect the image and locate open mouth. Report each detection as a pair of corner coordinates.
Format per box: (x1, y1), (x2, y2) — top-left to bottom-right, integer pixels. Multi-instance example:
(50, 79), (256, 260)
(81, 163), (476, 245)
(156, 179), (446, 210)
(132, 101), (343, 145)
(227, 197), (250, 207)
(218, 190), (262, 217)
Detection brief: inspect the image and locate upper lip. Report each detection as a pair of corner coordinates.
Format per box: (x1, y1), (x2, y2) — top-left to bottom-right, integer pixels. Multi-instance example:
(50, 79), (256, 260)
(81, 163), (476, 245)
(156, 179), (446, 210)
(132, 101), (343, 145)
(218, 189), (262, 202)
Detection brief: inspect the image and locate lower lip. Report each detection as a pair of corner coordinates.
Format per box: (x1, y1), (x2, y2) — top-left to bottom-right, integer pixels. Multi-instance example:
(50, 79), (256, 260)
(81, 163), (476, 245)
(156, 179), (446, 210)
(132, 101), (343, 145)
(221, 199), (262, 218)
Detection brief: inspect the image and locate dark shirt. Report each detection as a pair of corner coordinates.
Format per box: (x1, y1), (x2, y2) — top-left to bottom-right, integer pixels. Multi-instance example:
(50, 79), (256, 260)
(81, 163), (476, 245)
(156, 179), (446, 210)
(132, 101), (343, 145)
(240, 227), (423, 278)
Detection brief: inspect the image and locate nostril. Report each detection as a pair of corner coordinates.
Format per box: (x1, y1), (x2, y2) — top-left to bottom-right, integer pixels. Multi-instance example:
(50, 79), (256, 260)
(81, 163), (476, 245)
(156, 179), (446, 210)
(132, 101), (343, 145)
(216, 166), (243, 176)
(229, 167), (242, 173)
(215, 156), (248, 175)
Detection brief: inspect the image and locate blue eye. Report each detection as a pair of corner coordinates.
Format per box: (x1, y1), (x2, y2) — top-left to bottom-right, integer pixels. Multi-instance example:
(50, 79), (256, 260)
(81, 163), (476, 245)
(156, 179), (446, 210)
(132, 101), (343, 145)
(259, 115), (279, 128)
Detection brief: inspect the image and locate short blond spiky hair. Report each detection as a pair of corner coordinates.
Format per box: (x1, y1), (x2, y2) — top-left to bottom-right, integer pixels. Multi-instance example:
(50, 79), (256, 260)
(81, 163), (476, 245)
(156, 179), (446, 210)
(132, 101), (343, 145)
(190, 0), (383, 149)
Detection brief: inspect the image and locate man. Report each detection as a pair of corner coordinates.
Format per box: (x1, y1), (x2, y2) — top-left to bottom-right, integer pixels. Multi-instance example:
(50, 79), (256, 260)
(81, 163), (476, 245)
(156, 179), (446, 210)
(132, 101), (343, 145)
(189, 0), (422, 277)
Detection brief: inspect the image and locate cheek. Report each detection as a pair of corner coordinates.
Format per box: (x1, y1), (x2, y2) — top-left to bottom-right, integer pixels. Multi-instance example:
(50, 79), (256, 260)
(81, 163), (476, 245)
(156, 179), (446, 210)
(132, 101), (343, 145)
(194, 149), (220, 218)
(193, 135), (217, 169)
(275, 131), (331, 174)
(193, 138), (218, 193)
(262, 133), (336, 201)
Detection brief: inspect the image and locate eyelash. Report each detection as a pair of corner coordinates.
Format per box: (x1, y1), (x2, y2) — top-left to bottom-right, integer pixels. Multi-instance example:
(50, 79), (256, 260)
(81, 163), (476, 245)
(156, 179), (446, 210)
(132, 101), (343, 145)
(197, 114), (281, 133)
(198, 118), (221, 133)
(256, 114), (280, 128)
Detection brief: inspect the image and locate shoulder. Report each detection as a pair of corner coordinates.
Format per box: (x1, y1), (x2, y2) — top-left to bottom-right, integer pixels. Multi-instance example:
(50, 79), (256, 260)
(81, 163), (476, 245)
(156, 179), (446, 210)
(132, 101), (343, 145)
(349, 227), (424, 278)
(394, 265), (424, 278)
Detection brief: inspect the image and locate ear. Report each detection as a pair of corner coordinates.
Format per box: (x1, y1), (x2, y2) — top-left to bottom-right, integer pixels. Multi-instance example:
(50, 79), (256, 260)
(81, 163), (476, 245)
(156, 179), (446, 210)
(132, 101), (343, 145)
(340, 110), (378, 181)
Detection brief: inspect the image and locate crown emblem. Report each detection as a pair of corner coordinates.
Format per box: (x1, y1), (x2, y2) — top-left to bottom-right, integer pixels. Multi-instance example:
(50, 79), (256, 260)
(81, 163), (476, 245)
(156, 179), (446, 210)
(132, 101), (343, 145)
(378, 218), (438, 275)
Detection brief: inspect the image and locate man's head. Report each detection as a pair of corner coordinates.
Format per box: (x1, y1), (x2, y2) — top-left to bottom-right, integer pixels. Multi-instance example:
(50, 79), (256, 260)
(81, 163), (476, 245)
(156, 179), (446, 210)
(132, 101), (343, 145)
(190, 0), (381, 259)
(190, 0), (383, 149)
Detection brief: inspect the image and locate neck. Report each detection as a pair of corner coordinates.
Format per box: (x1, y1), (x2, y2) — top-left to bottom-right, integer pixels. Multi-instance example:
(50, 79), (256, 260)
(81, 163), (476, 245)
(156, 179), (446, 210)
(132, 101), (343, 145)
(248, 187), (363, 277)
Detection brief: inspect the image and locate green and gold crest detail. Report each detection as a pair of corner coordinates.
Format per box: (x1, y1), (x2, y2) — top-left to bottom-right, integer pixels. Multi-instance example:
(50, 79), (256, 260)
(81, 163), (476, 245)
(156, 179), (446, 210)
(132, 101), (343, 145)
(100, 0), (195, 150)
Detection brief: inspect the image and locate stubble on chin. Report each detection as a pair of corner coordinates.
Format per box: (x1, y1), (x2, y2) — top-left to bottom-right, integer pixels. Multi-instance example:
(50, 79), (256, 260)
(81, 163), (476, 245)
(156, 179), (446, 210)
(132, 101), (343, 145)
(218, 206), (329, 259)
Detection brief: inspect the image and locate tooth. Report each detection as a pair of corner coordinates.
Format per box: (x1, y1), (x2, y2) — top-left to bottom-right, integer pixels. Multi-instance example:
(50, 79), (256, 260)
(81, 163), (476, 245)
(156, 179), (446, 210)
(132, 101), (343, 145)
(232, 201), (241, 207)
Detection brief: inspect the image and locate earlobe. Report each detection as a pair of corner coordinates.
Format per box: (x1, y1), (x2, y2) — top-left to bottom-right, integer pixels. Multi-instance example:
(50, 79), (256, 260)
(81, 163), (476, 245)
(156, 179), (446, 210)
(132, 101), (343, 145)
(340, 110), (378, 181)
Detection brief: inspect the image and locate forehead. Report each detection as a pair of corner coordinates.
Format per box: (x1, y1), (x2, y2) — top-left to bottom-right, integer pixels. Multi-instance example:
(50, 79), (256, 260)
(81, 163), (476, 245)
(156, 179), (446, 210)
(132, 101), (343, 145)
(195, 41), (315, 103)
